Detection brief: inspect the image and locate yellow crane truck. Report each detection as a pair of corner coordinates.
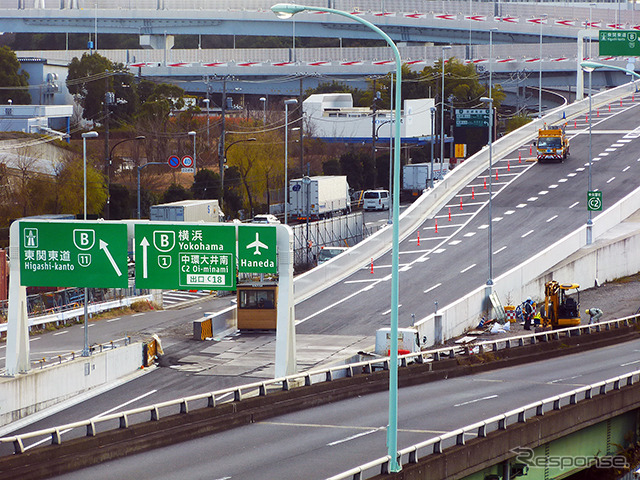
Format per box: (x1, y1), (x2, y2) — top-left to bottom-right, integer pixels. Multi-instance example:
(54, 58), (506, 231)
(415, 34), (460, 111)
(540, 281), (581, 329)
(536, 127), (570, 163)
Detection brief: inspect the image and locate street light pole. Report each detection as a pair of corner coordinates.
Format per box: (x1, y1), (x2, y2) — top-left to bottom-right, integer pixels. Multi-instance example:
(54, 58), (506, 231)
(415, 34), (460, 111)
(260, 96), (267, 125)
(81, 130), (98, 357)
(272, 4), (403, 471)
(441, 45), (451, 177)
(430, 107), (436, 188)
(284, 98), (297, 225)
(137, 162), (166, 219)
(107, 136), (145, 219)
(480, 97), (494, 286)
(188, 131), (196, 181)
(203, 98), (210, 147)
(223, 138), (257, 210)
(539, 15), (547, 118)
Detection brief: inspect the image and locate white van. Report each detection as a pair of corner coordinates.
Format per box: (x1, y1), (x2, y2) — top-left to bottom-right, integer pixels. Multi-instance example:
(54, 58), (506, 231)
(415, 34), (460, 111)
(363, 189), (390, 211)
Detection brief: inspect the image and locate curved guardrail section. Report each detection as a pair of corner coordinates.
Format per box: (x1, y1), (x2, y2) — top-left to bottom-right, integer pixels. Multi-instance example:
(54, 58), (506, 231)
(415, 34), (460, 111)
(325, 368), (640, 480)
(2, 313), (638, 457)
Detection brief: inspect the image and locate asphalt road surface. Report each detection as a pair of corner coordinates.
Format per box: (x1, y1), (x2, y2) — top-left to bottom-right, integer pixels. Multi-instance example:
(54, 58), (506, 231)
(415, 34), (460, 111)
(45, 339), (640, 480)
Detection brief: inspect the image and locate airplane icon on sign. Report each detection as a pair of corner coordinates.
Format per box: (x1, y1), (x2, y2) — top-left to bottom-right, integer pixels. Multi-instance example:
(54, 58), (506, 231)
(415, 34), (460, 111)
(246, 232), (268, 255)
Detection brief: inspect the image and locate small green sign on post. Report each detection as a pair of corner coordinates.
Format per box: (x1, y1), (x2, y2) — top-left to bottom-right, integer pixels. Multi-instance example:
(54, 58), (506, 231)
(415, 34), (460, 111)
(135, 224), (237, 290)
(588, 191), (603, 211)
(599, 30), (640, 56)
(20, 221), (129, 288)
(237, 225), (277, 274)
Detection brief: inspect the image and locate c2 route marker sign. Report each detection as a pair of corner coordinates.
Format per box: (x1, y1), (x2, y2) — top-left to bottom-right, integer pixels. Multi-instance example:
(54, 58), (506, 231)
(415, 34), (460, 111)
(20, 221), (128, 288)
(135, 224), (237, 290)
(588, 191), (603, 211)
(237, 225), (277, 274)
(599, 30), (640, 56)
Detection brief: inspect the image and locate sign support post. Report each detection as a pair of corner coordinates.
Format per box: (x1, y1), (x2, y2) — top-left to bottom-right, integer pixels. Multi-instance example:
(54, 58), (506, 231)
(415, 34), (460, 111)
(274, 224), (296, 378)
(5, 221), (30, 375)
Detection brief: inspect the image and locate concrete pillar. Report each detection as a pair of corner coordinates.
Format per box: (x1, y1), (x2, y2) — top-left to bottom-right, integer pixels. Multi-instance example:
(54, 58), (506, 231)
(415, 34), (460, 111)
(5, 221), (30, 375)
(434, 313), (443, 344)
(274, 225), (296, 378)
(140, 34), (174, 51)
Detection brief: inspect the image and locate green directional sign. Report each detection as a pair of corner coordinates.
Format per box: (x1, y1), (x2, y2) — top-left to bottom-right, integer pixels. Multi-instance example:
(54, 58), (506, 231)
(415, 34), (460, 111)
(599, 30), (640, 56)
(455, 108), (491, 128)
(588, 191), (603, 211)
(20, 221), (128, 288)
(237, 225), (277, 274)
(135, 223), (236, 290)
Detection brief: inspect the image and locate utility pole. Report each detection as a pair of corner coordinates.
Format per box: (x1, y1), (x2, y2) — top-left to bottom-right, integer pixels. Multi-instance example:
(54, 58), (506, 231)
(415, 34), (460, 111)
(299, 76), (304, 177)
(218, 76), (227, 207)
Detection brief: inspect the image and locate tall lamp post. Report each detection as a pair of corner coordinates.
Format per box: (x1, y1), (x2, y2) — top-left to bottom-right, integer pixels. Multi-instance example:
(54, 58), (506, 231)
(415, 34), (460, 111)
(272, 3), (403, 471)
(441, 45), (452, 175)
(284, 98), (298, 224)
(81, 130), (98, 357)
(107, 136), (145, 219)
(137, 162), (165, 219)
(223, 137), (257, 209)
(480, 97), (494, 287)
(188, 130), (197, 181)
(260, 96), (267, 125)
(430, 107), (436, 188)
(202, 99), (210, 147)
(538, 14), (547, 118)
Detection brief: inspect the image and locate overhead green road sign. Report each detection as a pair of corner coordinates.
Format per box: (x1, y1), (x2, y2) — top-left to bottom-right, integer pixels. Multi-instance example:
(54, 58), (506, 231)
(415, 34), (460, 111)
(455, 108), (491, 128)
(20, 221), (128, 288)
(135, 224), (236, 290)
(599, 30), (640, 56)
(237, 225), (277, 274)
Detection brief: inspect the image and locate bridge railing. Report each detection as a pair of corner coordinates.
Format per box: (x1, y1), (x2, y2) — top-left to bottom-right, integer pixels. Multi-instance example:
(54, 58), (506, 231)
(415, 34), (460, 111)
(2, 312), (638, 456)
(326, 369), (640, 480)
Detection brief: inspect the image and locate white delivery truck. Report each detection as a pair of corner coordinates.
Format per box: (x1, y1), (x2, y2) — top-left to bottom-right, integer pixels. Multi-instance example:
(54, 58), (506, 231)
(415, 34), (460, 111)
(149, 199), (224, 222)
(402, 163), (431, 198)
(288, 175), (351, 221)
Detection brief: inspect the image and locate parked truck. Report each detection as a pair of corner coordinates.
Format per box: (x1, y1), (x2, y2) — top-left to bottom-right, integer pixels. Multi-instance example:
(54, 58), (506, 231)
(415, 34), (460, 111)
(149, 199), (224, 222)
(402, 163), (449, 198)
(536, 127), (570, 163)
(288, 175), (351, 221)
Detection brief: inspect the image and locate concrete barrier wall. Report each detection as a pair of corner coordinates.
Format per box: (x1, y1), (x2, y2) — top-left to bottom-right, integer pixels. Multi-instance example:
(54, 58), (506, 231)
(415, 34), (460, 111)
(0, 342), (143, 427)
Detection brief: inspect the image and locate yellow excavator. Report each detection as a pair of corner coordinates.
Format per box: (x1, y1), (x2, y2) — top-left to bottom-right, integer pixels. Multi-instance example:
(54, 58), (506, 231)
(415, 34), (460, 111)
(540, 281), (581, 329)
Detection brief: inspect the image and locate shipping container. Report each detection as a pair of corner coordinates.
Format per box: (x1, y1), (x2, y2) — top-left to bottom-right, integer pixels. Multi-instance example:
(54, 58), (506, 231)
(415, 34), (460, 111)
(149, 199), (224, 223)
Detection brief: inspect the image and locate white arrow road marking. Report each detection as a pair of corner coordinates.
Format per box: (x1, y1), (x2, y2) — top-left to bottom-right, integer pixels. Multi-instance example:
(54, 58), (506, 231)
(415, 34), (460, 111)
(140, 237), (150, 279)
(99, 240), (122, 277)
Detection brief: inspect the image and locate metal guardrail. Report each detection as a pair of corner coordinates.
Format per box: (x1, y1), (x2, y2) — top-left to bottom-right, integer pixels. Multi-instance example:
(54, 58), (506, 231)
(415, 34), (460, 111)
(2, 313), (638, 457)
(326, 368), (640, 480)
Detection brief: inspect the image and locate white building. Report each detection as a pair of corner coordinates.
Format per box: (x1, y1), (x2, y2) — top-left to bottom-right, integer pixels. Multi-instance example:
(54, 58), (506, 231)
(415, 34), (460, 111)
(302, 93), (435, 145)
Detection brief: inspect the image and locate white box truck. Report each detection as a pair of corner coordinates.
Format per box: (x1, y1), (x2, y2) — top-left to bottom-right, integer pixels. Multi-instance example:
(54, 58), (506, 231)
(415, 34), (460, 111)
(149, 199), (224, 222)
(402, 163), (431, 198)
(289, 176), (351, 221)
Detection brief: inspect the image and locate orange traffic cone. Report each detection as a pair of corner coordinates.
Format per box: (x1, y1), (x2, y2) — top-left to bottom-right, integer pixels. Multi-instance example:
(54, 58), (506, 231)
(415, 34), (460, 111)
(507, 160), (511, 172)
(370, 258), (374, 274)
(460, 197), (463, 210)
(609, 104), (611, 112)
(435, 219), (438, 233)
(496, 169), (499, 181)
(518, 151), (522, 163)
(417, 231), (420, 246)
(483, 177), (487, 189)
(448, 207), (451, 221)
(472, 187), (475, 199)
